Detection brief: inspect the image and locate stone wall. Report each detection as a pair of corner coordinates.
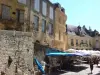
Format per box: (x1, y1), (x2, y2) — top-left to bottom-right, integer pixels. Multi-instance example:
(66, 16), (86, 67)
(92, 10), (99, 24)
(0, 30), (34, 75)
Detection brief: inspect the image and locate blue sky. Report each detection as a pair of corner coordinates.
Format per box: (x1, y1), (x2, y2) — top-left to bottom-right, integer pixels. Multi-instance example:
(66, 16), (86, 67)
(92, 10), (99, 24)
(50, 0), (100, 32)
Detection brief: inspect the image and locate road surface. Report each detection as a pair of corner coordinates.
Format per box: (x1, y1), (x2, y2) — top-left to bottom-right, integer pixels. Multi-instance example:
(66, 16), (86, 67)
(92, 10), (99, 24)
(50, 64), (100, 75)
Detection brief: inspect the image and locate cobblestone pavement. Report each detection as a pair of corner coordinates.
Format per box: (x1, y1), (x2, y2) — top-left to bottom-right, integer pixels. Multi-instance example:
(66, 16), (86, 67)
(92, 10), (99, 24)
(50, 64), (100, 75)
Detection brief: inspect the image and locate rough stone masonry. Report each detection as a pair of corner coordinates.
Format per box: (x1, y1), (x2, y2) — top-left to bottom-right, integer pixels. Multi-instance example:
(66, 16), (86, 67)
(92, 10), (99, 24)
(0, 30), (34, 75)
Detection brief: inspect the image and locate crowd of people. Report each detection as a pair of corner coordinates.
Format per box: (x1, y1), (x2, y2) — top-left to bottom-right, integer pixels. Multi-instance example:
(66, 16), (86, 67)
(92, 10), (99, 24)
(34, 55), (100, 75)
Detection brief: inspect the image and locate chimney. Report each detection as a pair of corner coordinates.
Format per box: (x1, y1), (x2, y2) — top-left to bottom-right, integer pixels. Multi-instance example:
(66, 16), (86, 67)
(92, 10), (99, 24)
(61, 7), (65, 13)
(54, 3), (61, 9)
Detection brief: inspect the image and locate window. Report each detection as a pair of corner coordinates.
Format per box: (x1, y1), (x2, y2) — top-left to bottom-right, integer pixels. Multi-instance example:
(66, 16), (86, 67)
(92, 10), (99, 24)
(81, 40), (83, 44)
(2, 5), (10, 19)
(33, 15), (39, 31)
(48, 23), (53, 35)
(16, 10), (24, 23)
(76, 39), (78, 46)
(71, 39), (74, 46)
(49, 6), (54, 20)
(59, 31), (61, 40)
(42, 1), (47, 16)
(18, 0), (26, 4)
(42, 19), (46, 32)
(89, 41), (91, 46)
(86, 40), (88, 47)
(34, 0), (40, 12)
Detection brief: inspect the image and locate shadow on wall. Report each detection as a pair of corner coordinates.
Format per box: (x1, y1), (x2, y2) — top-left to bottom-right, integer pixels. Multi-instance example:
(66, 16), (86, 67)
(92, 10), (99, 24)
(34, 40), (49, 62)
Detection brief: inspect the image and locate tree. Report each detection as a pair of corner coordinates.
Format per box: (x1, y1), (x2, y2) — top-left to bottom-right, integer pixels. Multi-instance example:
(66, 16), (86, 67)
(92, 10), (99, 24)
(76, 25), (81, 35)
(83, 25), (86, 29)
(89, 26), (92, 31)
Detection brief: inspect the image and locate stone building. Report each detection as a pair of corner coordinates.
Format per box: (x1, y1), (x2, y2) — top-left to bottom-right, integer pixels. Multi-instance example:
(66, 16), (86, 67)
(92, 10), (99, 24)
(93, 35), (100, 50)
(26, 0), (56, 65)
(0, 0), (55, 60)
(52, 3), (67, 51)
(0, 0), (55, 74)
(29, 0), (55, 47)
(66, 24), (100, 50)
(66, 25), (93, 50)
(0, 0), (30, 31)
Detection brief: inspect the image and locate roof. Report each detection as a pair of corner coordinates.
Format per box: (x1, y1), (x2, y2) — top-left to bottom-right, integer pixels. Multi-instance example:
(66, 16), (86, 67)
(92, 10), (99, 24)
(67, 25), (89, 36)
(67, 25), (77, 32)
(67, 25), (77, 35)
(80, 28), (88, 36)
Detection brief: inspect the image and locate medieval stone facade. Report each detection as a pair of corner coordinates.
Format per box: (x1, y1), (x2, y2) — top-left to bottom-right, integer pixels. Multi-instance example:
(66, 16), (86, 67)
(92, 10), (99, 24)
(29, 0), (55, 47)
(52, 3), (67, 51)
(0, 0), (30, 31)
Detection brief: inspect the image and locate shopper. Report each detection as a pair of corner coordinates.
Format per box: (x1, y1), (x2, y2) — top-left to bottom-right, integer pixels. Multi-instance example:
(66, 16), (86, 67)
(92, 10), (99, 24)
(90, 59), (94, 74)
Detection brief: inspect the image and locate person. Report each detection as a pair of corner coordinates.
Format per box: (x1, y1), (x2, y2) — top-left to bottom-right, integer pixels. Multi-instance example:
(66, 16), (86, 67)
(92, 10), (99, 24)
(41, 60), (46, 71)
(44, 56), (50, 74)
(96, 57), (99, 66)
(90, 59), (94, 74)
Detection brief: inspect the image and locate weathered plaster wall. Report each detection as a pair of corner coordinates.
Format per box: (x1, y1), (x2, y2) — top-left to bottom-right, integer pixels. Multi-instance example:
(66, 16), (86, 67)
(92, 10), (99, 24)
(0, 30), (34, 75)
(0, 0), (29, 31)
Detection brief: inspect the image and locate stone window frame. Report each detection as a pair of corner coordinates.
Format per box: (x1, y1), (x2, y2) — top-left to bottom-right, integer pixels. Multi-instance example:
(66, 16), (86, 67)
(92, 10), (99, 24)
(42, 0), (47, 16)
(17, 0), (26, 5)
(34, 0), (40, 12)
(1, 4), (11, 20)
(89, 40), (92, 46)
(16, 9), (25, 23)
(47, 23), (53, 35)
(49, 6), (54, 20)
(76, 39), (78, 46)
(42, 19), (46, 33)
(85, 40), (88, 47)
(80, 40), (83, 47)
(71, 39), (74, 46)
(33, 15), (39, 31)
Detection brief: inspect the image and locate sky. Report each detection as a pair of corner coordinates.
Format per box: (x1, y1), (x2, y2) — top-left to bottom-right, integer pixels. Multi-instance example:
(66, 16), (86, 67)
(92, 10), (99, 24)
(50, 0), (100, 32)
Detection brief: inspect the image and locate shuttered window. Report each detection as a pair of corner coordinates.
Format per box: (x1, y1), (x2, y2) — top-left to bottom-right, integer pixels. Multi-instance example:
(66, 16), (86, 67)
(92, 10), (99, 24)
(49, 6), (54, 20)
(34, 15), (39, 31)
(2, 5), (10, 20)
(34, 0), (40, 12)
(71, 39), (74, 46)
(42, 1), (47, 16)
(42, 19), (46, 33)
(18, 0), (26, 4)
(16, 10), (24, 23)
(48, 23), (53, 35)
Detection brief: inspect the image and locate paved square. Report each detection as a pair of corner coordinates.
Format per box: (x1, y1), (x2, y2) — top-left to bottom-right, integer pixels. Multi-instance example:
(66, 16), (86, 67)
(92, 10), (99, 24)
(51, 64), (100, 75)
